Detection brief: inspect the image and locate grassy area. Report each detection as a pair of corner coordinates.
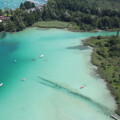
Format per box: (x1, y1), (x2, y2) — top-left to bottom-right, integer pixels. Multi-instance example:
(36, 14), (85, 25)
(32, 21), (80, 31)
(84, 36), (120, 115)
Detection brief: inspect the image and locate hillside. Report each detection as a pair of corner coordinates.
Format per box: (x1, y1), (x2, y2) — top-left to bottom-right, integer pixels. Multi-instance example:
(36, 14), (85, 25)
(87, 0), (120, 10)
(41, 0), (120, 31)
(1, 0), (120, 32)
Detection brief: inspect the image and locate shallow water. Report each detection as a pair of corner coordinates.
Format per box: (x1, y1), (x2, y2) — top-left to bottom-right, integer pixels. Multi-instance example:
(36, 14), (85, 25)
(0, 28), (117, 120)
(0, 0), (46, 10)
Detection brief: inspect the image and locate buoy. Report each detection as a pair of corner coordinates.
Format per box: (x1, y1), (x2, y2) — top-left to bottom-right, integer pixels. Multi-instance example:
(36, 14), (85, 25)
(22, 78), (25, 81)
(14, 60), (16, 63)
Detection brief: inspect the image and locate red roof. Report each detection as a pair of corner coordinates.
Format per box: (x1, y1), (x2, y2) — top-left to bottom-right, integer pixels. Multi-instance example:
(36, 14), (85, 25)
(0, 16), (6, 18)
(0, 16), (10, 20)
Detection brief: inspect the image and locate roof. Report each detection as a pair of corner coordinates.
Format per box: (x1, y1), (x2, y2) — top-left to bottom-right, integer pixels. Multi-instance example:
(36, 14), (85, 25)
(28, 8), (36, 13)
(0, 16), (10, 20)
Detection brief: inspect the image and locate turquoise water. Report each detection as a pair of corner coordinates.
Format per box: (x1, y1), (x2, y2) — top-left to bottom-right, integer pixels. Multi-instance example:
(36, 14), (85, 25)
(0, 28), (118, 120)
(0, 0), (46, 10)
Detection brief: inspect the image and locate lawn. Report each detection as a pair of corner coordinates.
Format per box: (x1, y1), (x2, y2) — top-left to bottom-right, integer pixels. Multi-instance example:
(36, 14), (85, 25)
(32, 21), (80, 31)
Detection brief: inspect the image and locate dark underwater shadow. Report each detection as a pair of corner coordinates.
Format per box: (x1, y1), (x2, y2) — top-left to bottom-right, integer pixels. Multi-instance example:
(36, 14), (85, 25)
(0, 32), (7, 39)
(0, 41), (19, 57)
(67, 45), (89, 51)
(38, 76), (115, 116)
(0, 32), (19, 55)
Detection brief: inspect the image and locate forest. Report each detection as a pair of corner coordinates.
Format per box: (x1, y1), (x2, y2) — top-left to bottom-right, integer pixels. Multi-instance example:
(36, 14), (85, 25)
(0, 0), (120, 32)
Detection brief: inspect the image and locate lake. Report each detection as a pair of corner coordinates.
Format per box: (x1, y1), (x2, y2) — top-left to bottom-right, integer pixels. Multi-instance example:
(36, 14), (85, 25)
(0, 0), (46, 10)
(0, 28), (117, 120)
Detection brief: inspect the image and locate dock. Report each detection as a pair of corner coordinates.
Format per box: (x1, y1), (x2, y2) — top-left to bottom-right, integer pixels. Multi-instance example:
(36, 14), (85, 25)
(110, 115), (120, 120)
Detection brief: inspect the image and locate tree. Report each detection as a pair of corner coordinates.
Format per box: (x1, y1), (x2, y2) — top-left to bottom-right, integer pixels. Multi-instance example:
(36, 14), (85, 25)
(4, 7), (10, 17)
(24, 13), (35, 26)
(62, 11), (72, 22)
(14, 8), (23, 16)
(97, 17), (112, 29)
(24, 1), (32, 9)
(13, 16), (26, 31)
(42, 7), (51, 20)
(5, 20), (16, 32)
(112, 17), (120, 28)
(20, 3), (25, 10)
(117, 30), (119, 36)
(10, 10), (14, 16)
(0, 9), (3, 16)
(0, 22), (4, 32)
(32, 3), (35, 8)
(33, 9), (42, 21)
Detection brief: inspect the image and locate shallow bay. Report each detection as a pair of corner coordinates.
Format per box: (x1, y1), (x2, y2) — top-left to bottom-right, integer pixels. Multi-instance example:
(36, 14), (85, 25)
(0, 28), (117, 120)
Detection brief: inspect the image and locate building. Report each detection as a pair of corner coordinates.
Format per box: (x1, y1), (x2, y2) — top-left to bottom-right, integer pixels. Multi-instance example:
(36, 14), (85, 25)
(0, 16), (10, 21)
(36, 6), (44, 11)
(28, 8), (36, 13)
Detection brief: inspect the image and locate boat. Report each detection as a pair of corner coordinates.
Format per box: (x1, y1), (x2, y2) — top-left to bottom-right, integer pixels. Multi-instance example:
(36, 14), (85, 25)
(22, 78), (25, 81)
(80, 86), (84, 89)
(40, 55), (44, 58)
(0, 83), (3, 87)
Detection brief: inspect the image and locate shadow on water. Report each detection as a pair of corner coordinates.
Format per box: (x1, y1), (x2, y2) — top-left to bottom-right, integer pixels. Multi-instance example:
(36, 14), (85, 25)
(0, 41), (19, 56)
(0, 32), (19, 56)
(0, 37), (19, 80)
(38, 76), (114, 116)
(0, 32), (7, 39)
(67, 45), (89, 51)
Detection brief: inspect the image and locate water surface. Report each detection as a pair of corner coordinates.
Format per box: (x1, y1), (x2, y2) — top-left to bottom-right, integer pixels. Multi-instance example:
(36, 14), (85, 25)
(0, 0), (46, 10)
(0, 28), (117, 120)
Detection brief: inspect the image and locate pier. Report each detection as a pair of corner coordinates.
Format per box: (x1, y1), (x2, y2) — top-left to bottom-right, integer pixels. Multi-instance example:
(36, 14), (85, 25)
(110, 115), (120, 120)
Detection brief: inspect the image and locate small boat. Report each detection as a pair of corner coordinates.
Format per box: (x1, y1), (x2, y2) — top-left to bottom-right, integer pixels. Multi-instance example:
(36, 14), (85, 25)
(80, 86), (84, 89)
(40, 55), (44, 58)
(22, 78), (25, 81)
(0, 83), (3, 87)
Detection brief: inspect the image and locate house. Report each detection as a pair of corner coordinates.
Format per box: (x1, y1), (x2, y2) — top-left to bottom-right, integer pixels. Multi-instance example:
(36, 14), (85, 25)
(28, 8), (36, 13)
(0, 16), (10, 21)
(37, 6), (44, 11)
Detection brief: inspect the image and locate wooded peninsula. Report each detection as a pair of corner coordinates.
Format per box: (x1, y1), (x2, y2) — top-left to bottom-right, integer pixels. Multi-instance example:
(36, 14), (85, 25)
(84, 36), (120, 115)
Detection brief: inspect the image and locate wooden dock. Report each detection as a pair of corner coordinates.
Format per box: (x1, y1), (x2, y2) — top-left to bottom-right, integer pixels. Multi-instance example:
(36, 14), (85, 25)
(110, 115), (120, 120)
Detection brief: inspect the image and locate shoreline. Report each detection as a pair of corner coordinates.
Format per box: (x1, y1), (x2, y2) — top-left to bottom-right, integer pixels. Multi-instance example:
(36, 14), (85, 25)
(32, 21), (104, 33)
(83, 37), (120, 116)
(32, 21), (82, 32)
(91, 48), (120, 115)
(1, 20), (119, 33)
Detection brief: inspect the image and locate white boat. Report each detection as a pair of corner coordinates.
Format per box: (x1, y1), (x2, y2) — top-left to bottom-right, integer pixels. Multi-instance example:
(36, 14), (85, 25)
(0, 83), (3, 87)
(40, 55), (44, 58)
